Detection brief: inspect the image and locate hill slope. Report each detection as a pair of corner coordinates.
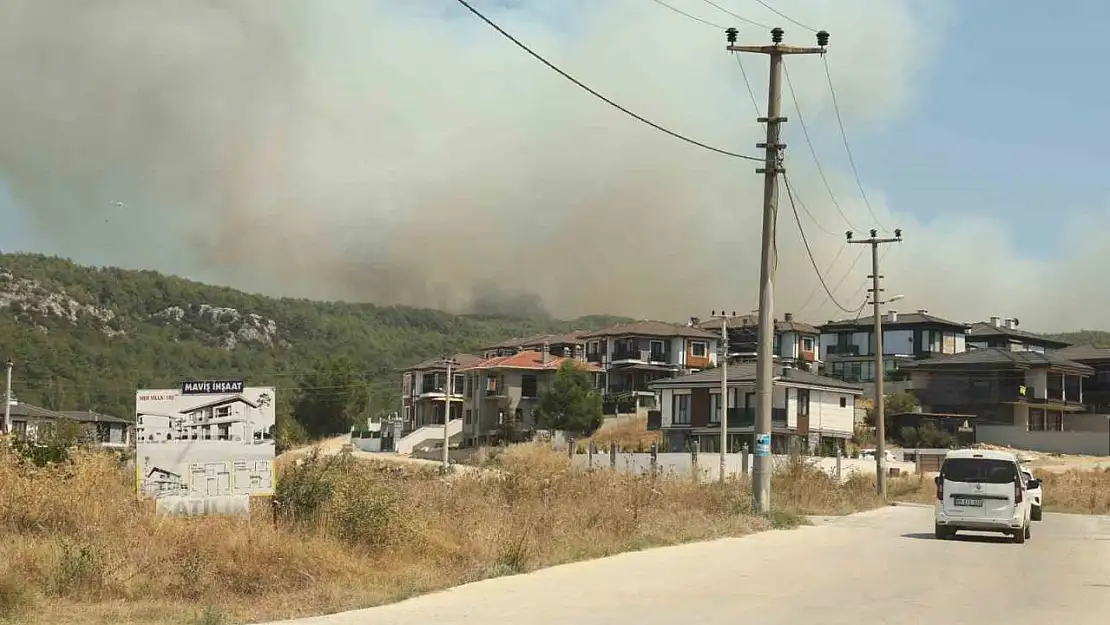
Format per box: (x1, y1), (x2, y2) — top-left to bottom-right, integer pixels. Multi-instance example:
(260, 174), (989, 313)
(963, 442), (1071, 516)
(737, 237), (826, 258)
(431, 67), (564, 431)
(0, 253), (628, 422)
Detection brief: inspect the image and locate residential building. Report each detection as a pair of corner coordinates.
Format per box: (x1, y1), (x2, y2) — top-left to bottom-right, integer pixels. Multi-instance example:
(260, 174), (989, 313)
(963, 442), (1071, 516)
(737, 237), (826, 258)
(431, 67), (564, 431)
(7, 401), (133, 448)
(400, 353), (482, 433)
(966, 316), (1072, 353)
(649, 364), (862, 455)
(456, 347), (602, 446)
(578, 321), (720, 414)
(698, 312), (820, 367)
(479, 331), (587, 359)
(902, 348), (1108, 455)
(136, 395), (270, 443)
(1053, 345), (1110, 413)
(818, 309), (970, 383)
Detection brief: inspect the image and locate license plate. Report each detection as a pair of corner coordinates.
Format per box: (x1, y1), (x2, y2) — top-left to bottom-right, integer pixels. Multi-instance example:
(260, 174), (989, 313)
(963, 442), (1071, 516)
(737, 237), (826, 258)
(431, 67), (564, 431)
(953, 497), (983, 507)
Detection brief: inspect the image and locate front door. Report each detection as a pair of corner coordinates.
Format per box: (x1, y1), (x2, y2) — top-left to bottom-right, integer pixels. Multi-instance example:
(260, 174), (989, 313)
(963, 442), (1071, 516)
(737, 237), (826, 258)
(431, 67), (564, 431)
(796, 388), (811, 435)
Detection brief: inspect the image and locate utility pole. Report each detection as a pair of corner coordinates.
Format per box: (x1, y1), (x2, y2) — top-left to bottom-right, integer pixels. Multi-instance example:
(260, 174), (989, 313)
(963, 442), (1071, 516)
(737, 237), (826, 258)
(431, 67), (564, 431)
(727, 26), (829, 515)
(710, 311), (737, 482)
(441, 357), (459, 472)
(847, 228), (903, 499)
(2, 359), (10, 435)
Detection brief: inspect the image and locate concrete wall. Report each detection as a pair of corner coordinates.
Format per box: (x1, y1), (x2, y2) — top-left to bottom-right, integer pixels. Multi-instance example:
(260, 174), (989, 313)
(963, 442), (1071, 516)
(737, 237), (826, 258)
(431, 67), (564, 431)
(567, 451), (914, 483)
(977, 424), (1110, 456)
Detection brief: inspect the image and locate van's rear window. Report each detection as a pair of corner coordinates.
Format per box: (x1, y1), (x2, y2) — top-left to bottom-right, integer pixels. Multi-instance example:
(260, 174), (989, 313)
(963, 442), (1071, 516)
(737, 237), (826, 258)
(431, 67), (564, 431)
(942, 458), (1017, 484)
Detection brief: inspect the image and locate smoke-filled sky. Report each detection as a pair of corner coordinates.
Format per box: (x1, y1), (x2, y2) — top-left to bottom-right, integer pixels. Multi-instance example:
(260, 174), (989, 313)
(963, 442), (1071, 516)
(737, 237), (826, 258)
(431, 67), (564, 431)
(0, 0), (1108, 331)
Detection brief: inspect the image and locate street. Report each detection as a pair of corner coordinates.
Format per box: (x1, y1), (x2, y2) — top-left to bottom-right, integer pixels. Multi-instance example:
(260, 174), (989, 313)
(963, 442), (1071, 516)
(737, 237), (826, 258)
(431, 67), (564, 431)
(261, 504), (1110, 625)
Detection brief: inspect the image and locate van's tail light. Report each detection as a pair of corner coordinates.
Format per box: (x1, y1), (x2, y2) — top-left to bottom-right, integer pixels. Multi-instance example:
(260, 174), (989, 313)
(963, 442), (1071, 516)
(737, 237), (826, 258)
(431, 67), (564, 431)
(1014, 480), (1023, 504)
(936, 478), (943, 501)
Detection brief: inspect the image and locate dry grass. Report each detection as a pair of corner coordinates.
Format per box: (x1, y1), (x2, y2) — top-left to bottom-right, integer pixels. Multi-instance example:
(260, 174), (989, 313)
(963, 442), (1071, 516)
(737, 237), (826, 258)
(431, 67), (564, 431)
(0, 443), (938, 624)
(584, 415), (661, 452)
(881, 466), (1110, 514)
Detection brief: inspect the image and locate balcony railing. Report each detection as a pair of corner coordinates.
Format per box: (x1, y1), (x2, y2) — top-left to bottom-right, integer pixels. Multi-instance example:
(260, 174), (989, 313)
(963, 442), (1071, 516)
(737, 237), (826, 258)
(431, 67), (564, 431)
(611, 348), (671, 362)
(608, 382), (652, 395)
(826, 345), (861, 356)
(708, 407), (788, 427)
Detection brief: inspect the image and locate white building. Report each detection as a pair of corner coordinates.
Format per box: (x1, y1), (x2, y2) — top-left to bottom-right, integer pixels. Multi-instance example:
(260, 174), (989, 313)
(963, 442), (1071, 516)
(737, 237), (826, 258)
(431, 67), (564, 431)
(649, 363), (863, 454)
(136, 395), (266, 444)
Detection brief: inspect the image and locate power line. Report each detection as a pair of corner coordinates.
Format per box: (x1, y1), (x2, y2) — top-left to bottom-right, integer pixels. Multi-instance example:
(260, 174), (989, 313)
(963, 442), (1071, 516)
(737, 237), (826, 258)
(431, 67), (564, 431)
(697, 0), (770, 28)
(649, 0), (726, 28)
(453, 0), (762, 161)
(784, 176), (836, 236)
(796, 242), (844, 315)
(782, 59), (856, 231)
(750, 0), (816, 32)
(784, 174), (862, 313)
(733, 54), (762, 118)
(823, 55), (889, 230)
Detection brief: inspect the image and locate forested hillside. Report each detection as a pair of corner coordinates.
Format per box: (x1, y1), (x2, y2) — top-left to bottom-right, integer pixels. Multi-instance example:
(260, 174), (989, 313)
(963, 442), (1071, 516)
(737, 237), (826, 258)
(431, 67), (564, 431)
(1047, 330), (1110, 348)
(0, 253), (628, 435)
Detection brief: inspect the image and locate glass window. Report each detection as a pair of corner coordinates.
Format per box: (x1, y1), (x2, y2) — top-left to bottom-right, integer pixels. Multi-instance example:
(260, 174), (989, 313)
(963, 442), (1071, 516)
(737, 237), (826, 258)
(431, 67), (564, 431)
(710, 393), (721, 423)
(940, 458), (1018, 484)
(691, 342), (707, 357)
(673, 394), (691, 424)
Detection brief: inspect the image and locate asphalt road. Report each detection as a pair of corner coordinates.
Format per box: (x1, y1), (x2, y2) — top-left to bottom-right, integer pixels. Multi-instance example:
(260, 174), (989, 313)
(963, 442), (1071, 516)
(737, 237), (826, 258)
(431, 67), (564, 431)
(262, 504), (1110, 625)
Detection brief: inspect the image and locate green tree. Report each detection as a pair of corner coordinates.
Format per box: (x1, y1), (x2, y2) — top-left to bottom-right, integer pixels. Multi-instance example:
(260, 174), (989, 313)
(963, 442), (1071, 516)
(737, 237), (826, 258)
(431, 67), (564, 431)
(291, 356), (371, 438)
(865, 390), (920, 427)
(534, 360), (603, 435)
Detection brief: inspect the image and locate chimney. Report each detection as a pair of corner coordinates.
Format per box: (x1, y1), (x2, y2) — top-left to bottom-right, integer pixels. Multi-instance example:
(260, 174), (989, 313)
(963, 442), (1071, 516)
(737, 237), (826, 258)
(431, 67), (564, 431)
(886, 310), (898, 323)
(784, 312), (794, 322)
(916, 309), (928, 315)
(574, 344), (584, 360)
(990, 316), (1001, 327)
(689, 316), (701, 327)
(562, 346), (571, 358)
(1004, 318), (1015, 329)
(542, 342), (551, 365)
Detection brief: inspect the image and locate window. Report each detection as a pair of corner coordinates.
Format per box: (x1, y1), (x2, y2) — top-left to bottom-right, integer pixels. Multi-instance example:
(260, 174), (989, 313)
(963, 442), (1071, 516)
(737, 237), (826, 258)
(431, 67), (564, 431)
(691, 342), (707, 357)
(673, 394), (691, 424)
(466, 375), (474, 397)
(710, 393), (721, 423)
(650, 340), (666, 361)
(453, 374), (464, 394)
(587, 340), (599, 354)
(940, 458), (1018, 484)
(464, 409), (473, 425)
(521, 374), (539, 398)
(797, 388), (810, 418)
(802, 336), (815, 352)
(839, 396), (847, 408)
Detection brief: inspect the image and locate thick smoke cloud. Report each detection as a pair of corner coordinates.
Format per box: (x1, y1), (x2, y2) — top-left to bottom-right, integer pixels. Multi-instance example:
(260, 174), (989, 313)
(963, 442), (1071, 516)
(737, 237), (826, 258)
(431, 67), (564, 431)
(0, 1), (1100, 330)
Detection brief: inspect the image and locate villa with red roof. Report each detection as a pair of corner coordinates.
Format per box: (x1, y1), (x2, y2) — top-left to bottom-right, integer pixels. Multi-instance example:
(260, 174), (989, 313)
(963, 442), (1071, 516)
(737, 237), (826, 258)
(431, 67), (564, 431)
(456, 347), (602, 446)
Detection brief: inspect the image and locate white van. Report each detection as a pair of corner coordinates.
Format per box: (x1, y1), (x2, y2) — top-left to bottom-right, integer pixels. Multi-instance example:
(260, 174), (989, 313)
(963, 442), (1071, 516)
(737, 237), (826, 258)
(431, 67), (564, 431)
(934, 449), (1037, 543)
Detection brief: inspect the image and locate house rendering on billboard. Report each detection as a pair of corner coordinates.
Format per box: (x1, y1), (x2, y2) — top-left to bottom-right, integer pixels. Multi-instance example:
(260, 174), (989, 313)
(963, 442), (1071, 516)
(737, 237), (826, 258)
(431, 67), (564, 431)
(135, 382), (276, 500)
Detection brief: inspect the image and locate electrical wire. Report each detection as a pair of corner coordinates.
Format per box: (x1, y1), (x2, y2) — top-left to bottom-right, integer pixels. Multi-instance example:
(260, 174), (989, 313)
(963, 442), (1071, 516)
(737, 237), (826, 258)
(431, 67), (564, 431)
(784, 174), (862, 313)
(783, 176), (837, 236)
(453, 0), (762, 161)
(733, 54), (763, 118)
(649, 0), (726, 28)
(782, 59), (856, 231)
(750, 0), (816, 32)
(796, 242), (845, 316)
(697, 0), (771, 28)
(823, 55), (889, 230)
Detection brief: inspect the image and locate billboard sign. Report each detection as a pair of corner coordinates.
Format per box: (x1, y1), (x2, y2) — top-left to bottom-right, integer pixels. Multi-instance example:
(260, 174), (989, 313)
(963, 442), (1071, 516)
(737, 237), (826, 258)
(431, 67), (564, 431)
(135, 384), (276, 504)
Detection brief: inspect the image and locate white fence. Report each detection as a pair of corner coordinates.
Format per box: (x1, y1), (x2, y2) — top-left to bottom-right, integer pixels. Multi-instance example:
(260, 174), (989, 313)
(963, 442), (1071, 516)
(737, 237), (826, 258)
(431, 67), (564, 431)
(568, 451), (914, 483)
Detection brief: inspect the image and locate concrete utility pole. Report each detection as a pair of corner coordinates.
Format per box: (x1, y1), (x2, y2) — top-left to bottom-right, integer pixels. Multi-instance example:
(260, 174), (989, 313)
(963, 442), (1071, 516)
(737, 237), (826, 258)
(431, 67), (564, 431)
(3, 359), (10, 435)
(710, 311), (737, 483)
(847, 228), (903, 499)
(441, 357), (459, 472)
(727, 26), (828, 515)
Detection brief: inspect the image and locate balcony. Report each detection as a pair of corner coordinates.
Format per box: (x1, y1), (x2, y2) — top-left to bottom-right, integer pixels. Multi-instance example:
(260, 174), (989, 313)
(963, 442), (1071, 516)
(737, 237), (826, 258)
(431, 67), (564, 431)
(612, 348), (670, 363)
(826, 345), (861, 357)
(708, 407), (788, 428)
(608, 382), (653, 395)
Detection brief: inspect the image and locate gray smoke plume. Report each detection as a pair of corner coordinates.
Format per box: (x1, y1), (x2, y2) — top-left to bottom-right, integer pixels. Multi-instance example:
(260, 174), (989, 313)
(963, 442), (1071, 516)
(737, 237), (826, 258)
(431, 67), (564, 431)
(3, 1), (1101, 330)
